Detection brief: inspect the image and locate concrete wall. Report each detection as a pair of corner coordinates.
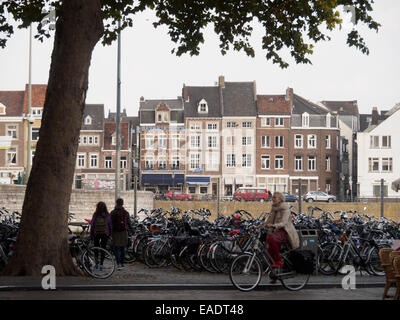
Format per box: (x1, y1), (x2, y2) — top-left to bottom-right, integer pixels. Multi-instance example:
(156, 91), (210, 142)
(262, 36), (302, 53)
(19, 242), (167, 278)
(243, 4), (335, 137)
(0, 184), (154, 221)
(154, 200), (400, 222)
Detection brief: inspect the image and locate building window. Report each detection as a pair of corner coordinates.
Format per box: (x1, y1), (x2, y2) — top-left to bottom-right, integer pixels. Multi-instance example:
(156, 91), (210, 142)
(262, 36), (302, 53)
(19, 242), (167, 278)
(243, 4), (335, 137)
(242, 154), (252, 167)
(157, 113), (162, 122)
(145, 135), (154, 150)
(85, 115), (92, 125)
(262, 118), (271, 127)
(373, 185), (388, 197)
(31, 127), (40, 141)
(261, 136), (270, 148)
(295, 156), (303, 171)
(325, 135), (331, 149)
(261, 155), (270, 169)
(145, 156), (154, 170)
(198, 99), (208, 113)
(158, 134), (167, 149)
(227, 136), (235, 145)
(275, 118), (284, 126)
(302, 113), (309, 127)
(90, 154), (98, 168)
(368, 157), (379, 172)
(308, 156), (316, 171)
(207, 123), (217, 131)
(120, 156), (127, 169)
(158, 156), (166, 170)
(242, 136), (252, 146)
(226, 154), (236, 167)
(242, 121), (252, 128)
(275, 136), (284, 148)
(190, 135), (201, 148)
(190, 153), (200, 169)
(294, 134), (303, 148)
(308, 134), (317, 148)
(382, 157), (393, 172)
(77, 154), (85, 168)
(370, 136), (379, 148)
(6, 125), (18, 139)
(172, 134), (180, 149)
(6, 147), (17, 165)
(206, 152), (219, 170)
(275, 155), (284, 170)
(226, 122), (237, 128)
(207, 136), (217, 148)
(382, 136), (391, 148)
(190, 123), (201, 130)
(326, 155), (331, 172)
(172, 156), (180, 170)
(105, 156), (112, 169)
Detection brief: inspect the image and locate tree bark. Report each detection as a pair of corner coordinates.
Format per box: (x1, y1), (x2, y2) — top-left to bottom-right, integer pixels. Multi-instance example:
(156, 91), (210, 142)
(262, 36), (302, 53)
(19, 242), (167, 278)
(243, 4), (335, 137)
(1, 0), (103, 276)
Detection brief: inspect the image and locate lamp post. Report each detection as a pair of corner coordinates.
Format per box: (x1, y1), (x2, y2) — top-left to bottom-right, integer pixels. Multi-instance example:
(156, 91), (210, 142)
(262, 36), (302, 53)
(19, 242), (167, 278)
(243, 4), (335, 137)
(115, 20), (121, 201)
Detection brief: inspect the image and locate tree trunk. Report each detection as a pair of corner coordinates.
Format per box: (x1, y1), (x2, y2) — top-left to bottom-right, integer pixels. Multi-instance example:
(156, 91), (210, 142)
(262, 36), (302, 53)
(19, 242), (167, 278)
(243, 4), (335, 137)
(1, 0), (103, 276)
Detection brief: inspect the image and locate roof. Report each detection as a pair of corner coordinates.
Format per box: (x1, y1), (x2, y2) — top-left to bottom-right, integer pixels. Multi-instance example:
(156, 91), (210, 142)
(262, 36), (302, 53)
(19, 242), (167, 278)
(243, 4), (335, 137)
(222, 82), (257, 117)
(257, 95), (291, 115)
(183, 86), (222, 118)
(293, 94), (328, 115)
(103, 121), (130, 150)
(140, 99), (184, 111)
(82, 104), (104, 131)
(321, 100), (359, 116)
(0, 91), (24, 116)
(22, 84), (47, 114)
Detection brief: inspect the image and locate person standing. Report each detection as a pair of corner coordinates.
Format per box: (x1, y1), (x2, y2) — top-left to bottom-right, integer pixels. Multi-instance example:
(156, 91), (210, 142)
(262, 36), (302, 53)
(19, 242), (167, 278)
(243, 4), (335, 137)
(265, 192), (299, 267)
(90, 201), (112, 271)
(110, 198), (132, 270)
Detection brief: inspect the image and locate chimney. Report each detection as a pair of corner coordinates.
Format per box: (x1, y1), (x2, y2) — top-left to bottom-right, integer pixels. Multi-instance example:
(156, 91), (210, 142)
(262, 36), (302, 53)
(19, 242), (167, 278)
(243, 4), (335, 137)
(218, 75), (225, 88)
(140, 96), (145, 102)
(285, 87), (294, 111)
(182, 85), (189, 102)
(371, 107), (379, 125)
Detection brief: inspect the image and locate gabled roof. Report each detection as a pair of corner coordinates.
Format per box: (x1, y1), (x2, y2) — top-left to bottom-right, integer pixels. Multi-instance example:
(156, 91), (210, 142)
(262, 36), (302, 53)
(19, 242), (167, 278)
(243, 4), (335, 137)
(321, 100), (359, 116)
(293, 94), (328, 115)
(22, 84), (47, 114)
(257, 95), (291, 115)
(103, 121), (129, 150)
(222, 82), (257, 117)
(82, 104), (104, 131)
(0, 91), (24, 116)
(183, 86), (221, 118)
(140, 99), (184, 111)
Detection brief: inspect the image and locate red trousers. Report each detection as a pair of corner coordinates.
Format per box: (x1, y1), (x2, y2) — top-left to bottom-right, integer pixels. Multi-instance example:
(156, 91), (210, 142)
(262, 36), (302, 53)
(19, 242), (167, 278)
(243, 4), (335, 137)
(266, 229), (288, 264)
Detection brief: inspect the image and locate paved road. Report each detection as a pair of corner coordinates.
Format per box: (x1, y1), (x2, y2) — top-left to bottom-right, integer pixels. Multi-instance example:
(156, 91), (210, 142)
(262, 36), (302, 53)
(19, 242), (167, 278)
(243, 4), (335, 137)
(0, 287), (387, 300)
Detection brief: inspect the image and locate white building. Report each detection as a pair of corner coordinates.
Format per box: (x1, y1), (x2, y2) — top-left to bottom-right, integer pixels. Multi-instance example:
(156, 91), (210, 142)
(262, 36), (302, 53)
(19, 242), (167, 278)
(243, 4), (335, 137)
(357, 105), (400, 199)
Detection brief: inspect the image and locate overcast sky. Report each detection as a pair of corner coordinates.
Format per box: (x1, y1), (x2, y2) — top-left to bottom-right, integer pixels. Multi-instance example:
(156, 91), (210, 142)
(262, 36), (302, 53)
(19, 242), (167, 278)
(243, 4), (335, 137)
(1, 1), (399, 117)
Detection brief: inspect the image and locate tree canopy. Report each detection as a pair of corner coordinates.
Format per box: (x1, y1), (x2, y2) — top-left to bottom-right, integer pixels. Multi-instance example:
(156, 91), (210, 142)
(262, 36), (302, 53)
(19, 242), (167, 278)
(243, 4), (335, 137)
(1, 0), (380, 68)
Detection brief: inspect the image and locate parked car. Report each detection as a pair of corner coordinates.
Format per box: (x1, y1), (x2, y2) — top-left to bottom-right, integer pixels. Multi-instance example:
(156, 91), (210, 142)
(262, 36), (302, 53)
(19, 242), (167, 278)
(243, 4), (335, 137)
(282, 192), (299, 202)
(303, 191), (336, 203)
(164, 190), (192, 201)
(233, 187), (270, 202)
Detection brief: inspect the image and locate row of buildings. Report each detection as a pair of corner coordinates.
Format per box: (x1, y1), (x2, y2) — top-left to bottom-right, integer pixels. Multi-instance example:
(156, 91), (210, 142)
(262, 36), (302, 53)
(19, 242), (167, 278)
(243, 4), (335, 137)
(0, 77), (398, 200)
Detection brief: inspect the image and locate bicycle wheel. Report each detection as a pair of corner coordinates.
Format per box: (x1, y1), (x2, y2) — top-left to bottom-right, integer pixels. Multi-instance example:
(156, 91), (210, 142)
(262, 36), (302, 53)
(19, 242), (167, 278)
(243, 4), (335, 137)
(367, 246), (385, 276)
(279, 253), (310, 291)
(198, 243), (218, 273)
(318, 243), (341, 275)
(229, 253), (262, 292)
(212, 243), (239, 274)
(82, 246), (116, 279)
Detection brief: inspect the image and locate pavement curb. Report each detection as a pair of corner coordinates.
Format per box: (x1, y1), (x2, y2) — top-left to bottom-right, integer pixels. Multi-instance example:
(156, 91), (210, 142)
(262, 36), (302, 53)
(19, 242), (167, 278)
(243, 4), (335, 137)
(0, 282), (385, 292)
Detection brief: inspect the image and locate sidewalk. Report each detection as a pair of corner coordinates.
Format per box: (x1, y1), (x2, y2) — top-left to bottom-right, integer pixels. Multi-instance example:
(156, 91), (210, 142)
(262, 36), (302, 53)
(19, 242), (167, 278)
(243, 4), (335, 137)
(0, 262), (386, 291)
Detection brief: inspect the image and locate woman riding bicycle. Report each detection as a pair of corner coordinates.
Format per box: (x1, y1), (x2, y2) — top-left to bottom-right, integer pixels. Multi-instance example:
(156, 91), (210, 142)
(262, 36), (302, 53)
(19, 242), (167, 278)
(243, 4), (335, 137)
(266, 192), (299, 267)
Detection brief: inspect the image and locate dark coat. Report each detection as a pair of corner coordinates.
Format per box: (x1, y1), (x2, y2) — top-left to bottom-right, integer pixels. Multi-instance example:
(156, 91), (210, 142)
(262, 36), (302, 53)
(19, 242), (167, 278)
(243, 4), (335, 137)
(110, 206), (132, 247)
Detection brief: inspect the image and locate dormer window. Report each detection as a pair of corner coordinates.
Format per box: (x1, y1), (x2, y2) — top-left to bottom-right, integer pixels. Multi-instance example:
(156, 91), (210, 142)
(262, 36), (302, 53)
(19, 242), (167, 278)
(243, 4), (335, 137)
(302, 112), (309, 127)
(198, 99), (208, 113)
(0, 103), (6, 115)
(326, 113), (331, 128)
(85, 115), (92, 125)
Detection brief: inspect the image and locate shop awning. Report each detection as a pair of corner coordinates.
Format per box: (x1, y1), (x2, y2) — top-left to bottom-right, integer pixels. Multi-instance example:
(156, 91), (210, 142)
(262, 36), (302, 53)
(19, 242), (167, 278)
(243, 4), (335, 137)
(224, 177), (234, 185)
(142, 173), (173, 185)
(173, 174), (185, 185)
(186, 176), (210, 185)
(235, 177), (244, 185)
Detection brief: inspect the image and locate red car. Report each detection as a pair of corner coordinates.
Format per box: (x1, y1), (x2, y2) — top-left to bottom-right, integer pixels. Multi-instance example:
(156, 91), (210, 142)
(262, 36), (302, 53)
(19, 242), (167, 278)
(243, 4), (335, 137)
(233, 187), (270, 202)
(165, 190), (192, 201)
